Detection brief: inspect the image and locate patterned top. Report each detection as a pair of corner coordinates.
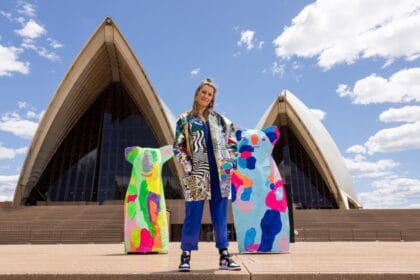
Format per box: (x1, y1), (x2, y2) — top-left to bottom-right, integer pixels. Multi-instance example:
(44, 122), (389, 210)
(173, 110), (236, 201)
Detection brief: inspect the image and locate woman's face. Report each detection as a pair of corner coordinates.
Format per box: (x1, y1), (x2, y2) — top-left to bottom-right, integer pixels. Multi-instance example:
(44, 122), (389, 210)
(195, 84), (214, 110)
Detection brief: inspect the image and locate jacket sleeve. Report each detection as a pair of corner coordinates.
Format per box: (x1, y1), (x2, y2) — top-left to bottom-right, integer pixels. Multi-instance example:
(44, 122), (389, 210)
(173, 116), (192, 173)
(222, 116), (237, 160)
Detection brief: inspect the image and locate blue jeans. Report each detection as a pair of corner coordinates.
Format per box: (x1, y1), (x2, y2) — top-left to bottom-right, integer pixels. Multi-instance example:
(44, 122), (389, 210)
(180, 186), (229, 251)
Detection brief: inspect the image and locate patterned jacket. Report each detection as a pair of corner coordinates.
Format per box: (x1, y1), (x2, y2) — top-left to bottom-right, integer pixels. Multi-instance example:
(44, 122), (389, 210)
(173, 110), (236, 201)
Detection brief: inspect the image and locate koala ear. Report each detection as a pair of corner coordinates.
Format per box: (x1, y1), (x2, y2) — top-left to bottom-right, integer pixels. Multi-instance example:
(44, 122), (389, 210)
(262, 125), (280, 145)
(235, 130), (242, 141)
(124, 146), (140, 163)
(160, 145), (174, 163)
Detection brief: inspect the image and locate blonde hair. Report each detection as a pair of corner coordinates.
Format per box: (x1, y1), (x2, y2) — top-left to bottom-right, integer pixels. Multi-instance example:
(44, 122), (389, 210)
(191, 78), (217, 119)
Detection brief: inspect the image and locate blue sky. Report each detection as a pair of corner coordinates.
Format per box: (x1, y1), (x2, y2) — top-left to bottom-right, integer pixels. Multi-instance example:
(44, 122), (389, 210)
(1, 0), (420, 208)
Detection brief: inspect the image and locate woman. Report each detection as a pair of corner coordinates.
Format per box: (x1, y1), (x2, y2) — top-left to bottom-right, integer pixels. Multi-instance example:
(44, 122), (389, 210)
(173, 78), (241, 272)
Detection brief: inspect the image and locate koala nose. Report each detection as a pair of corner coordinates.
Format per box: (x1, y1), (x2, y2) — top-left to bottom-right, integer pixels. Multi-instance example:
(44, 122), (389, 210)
(251, 134), (259, 145)
(143, 152), (153, 173)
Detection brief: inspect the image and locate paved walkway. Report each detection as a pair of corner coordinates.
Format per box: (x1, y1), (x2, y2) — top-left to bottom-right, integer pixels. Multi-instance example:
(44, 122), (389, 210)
(1, 242), (420, 279)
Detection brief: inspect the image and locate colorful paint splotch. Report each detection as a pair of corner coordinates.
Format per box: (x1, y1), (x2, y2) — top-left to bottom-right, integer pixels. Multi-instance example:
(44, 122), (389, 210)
(231, 126), (290, 253)
(124, 145), (173, 254)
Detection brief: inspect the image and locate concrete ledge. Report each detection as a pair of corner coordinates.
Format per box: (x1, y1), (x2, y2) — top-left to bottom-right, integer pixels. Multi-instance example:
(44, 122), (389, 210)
(1, 242), (420, 280)
(249, 273), (420, 280)
(2, 273), (420, 280)
(0, 275), (249, 280)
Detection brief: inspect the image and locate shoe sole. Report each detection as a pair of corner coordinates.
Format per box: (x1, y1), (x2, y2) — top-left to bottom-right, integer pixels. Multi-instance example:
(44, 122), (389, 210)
(219, 266), (241, 271)
(178, 268), (190, 272)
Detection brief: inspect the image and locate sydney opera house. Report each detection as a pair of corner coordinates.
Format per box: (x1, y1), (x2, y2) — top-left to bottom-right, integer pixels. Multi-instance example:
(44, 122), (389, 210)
(4, 18), (373, 244)
(12, 17), (360, 210)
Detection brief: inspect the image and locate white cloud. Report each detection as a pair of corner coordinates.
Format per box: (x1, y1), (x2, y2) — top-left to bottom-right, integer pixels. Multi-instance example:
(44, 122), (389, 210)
(26, 110), (44, 120)
(47, 38), (63, 49)
(273, 0), (420, 70)
(346, 145), (367, 154)
(347, 105), (420, 155)
(291, 61), (302, 70)
(359, 176), (420, 208)
(237, 30), (264, 51)
(0, 112), (39, 139)
(406, 203), (420, 208)
(0, 175), (19, 202)
(336, 84), (352, 97)
(17, 2), (36, 17)
(0, 144), (27, 160)
(341, 69), (420, 154)
(271, 62), (285, 77)
(3, 4), (61, 63)
(26, 111), (37, 119)
(238, 30), (255, 50)
(337, 68), (420, 104)
(379, 106), (420, 123)
(0, 44), (30, 76)
(364, 121), (420, 154)
(15, 19), (46, 39)
(17, 101), (28, 109)
(0, 10), (13, 21)
(344, 155), (399, 178)
(190, 68), (200, 76)
(21, 41), (59, 61)
(309, 108), (326, 121)
(15, 16), (25, 24)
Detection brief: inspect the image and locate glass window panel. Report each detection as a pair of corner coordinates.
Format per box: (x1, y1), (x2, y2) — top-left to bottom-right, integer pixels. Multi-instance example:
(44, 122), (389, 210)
(96, 84), (181, 202)
(27, 82), (182, 204)
(272, 126), (338, 209)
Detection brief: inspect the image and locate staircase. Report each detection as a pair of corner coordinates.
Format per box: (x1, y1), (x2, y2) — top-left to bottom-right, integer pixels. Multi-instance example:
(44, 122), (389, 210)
(2, 205), (420, 244)
(0, 205), (123, 244)
(293, 209), (420, 241)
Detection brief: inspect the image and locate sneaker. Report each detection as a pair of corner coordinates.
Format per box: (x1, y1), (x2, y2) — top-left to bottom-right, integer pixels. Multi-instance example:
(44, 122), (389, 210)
(219, 249), (241, 271)
(178, 251), (191, 272)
